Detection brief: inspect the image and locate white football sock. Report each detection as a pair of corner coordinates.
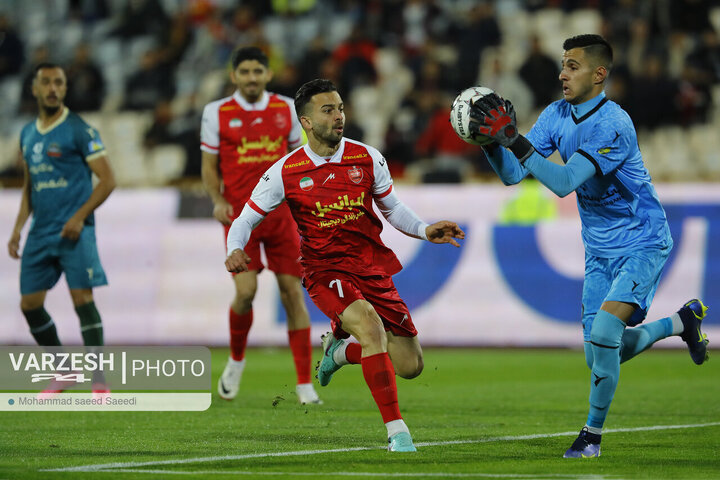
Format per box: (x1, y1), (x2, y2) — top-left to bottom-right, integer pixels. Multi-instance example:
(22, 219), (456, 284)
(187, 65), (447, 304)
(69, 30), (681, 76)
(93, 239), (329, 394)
(332, 339), (350, 365)
(670, 313), (684, 335)
(386, 419), (409, 438)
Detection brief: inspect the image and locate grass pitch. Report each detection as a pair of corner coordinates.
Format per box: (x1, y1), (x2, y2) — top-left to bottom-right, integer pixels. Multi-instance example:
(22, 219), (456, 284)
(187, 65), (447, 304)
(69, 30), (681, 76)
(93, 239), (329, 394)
(1, 347), (718, 479)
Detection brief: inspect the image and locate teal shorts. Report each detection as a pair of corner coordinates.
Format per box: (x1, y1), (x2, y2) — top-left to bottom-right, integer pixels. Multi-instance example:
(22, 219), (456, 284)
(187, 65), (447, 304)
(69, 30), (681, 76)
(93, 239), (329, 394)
(20, 226), (108, 295)
(581, 246), (671, 340)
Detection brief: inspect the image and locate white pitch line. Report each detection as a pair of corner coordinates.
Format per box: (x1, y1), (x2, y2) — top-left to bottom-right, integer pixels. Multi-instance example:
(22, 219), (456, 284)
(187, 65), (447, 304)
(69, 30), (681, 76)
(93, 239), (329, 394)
(92, 470), (612, 479)
(42, 421), (720, 473)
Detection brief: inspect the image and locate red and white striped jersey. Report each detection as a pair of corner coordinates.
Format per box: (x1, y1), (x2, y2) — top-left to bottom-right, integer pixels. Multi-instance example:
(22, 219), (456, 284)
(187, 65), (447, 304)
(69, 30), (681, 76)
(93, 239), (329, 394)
(247, 137), (403, 277)
(201, 90), (302, 208)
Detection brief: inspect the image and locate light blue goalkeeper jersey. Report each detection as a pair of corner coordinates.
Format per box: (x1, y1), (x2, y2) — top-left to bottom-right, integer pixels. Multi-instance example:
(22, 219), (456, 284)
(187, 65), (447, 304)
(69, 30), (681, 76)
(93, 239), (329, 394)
(20, 107), (106, 237)
(525, 92), (673, 257)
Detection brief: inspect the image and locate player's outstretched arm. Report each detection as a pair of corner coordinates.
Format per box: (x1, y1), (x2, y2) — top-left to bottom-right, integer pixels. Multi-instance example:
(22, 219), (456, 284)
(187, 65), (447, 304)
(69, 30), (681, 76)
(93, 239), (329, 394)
(225, 248), (252, 273)
(482, 143), (529, 186)
(425, 221), (465, 248)
(523, 151), (596, 197)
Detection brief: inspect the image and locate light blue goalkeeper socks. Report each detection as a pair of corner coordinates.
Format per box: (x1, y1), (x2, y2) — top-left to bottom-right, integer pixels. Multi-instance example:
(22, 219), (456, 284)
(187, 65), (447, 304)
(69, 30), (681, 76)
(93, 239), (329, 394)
(586, 310), (625, 429)
(620, 317), (672, 363)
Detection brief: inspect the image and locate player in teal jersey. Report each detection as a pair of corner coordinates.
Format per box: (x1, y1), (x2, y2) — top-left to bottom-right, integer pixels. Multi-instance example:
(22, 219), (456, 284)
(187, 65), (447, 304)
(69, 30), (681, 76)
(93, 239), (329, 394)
(7, 63), (116, 398)
(467, 35), (710, 458)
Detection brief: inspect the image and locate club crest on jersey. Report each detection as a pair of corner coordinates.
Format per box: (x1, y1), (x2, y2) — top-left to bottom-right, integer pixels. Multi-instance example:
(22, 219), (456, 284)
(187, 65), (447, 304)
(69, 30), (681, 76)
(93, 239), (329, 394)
(347, 166), (363, 184)
(274, 112), (288, 130)
(299, 176), (314, 191)
(229, 118), (242, 128)
(47, 142), (62, 158)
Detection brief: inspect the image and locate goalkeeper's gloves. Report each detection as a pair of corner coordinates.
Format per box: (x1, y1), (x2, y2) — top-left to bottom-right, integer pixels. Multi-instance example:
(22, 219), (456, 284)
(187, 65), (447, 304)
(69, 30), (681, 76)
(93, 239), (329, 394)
(469, 93), (534, 162)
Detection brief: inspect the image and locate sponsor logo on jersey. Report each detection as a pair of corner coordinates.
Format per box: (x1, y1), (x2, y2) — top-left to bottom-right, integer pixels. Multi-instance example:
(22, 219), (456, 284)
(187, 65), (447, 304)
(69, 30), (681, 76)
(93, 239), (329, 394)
(31, 142), (44, 163)
(284, 159), (310, 169)
(236, 135), (284, 155)
(300, 177), (314, 191)
(312, 192), (365, 217)
(269, 102), (288, 108)
(597, 147), (612, 154)
(220, 105), (239, 111)
(347, 166), (363, 184)
(229, 118), (243, 128)
(250, 117), (263, 127)
(317, 210), (365, 229)
(29, 163), (54, 174)
(342, 153), (368, 160)
(47, 142), (62, 158)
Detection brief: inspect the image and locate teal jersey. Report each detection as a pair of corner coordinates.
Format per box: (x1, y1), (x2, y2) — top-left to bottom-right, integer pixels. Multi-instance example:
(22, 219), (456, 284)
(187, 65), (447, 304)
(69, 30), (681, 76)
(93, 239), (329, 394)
(20, 108), (106, 237)
(525, 93), (673, 257)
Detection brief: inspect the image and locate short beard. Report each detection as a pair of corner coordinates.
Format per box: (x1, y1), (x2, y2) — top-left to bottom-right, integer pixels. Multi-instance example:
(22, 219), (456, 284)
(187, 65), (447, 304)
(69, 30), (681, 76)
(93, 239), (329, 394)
(42, 105), (61, 116)
(319, 129), (342, 147)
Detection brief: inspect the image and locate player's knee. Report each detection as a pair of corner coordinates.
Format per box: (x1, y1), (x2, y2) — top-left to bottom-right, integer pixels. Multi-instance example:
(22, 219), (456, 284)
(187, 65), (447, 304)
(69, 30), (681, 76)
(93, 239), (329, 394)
(397, 355), (423, 379)
(233, 285), (256, 307)
(589, 312), (623, 347)
(20, 297), (43, 311)
(278, 282), (304, 310)
(69, 289), (94, 307)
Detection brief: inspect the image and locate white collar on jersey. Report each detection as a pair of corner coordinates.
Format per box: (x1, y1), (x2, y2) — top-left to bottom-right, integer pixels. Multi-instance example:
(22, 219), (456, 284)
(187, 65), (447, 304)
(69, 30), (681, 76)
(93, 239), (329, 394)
(233, 90), (270, 111)
(303, 138), (346, 166)
(35, 106), (69, 135)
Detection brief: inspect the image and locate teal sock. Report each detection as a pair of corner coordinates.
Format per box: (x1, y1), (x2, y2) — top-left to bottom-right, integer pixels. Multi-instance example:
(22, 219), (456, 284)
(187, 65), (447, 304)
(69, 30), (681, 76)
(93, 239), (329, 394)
(75, 302), (104, 346)
(587, 310), (625, 430)
(620, 317), (672, 363)
(22, 307), (61, 346)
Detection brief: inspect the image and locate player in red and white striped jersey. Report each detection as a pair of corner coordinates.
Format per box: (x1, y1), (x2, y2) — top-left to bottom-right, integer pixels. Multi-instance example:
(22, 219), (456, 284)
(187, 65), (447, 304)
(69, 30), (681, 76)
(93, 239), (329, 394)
(226, 79), (464, 452)
(201, 47), (320, 405)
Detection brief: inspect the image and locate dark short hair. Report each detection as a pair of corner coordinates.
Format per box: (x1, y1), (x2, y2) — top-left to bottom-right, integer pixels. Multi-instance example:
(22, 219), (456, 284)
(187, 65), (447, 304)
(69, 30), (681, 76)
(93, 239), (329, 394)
(563, 34), (613, 70)
(34, 62), (63, 76)
(230, 46), (269, 69)
(294, 79), (338, 118)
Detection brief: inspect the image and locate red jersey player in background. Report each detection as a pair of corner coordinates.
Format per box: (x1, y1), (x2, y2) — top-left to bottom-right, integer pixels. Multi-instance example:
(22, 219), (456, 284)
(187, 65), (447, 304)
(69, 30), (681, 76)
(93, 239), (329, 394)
(201, 47), (320, 405)
(225, 79), (465, 452)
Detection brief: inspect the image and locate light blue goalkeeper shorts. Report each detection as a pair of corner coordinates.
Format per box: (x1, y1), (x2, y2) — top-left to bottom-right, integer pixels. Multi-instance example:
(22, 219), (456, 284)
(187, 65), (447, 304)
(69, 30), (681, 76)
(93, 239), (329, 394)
(581, 246), (671, 341)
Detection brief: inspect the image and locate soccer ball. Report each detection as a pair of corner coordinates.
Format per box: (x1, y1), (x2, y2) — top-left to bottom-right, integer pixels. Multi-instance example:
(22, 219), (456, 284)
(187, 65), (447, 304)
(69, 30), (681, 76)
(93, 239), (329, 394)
(450, 86), (495, 146)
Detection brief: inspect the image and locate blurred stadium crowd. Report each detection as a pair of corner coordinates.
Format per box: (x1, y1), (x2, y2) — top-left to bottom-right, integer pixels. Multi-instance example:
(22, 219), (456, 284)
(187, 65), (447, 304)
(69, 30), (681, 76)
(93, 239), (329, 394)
(0, 0), (719, 185)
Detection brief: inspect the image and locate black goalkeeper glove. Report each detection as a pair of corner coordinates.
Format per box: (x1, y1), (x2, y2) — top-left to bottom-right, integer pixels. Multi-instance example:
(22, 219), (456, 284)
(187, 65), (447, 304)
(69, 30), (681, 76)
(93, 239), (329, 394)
(469, 93), (518, 147)
(469, 93), (534, 162)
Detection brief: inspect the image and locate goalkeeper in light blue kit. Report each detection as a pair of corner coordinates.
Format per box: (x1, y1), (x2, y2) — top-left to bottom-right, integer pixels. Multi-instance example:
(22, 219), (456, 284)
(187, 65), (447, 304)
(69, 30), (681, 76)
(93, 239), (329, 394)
(468, 34), (710, 458)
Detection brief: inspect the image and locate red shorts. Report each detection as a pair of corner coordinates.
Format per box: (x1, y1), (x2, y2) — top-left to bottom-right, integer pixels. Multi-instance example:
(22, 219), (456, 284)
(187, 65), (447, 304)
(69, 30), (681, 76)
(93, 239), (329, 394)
(304, 270), (417, 339)
(224, 203), (302, 277)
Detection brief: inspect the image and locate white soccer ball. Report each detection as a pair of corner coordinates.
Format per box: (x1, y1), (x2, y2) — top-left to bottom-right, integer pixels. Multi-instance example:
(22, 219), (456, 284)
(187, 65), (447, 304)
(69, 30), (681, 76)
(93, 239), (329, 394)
(450, 86), (496, 146)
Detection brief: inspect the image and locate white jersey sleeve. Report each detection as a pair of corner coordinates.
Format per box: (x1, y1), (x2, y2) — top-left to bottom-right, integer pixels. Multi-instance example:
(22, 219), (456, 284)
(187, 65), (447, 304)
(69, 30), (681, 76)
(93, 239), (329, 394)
(369, 146), (393, 196)
(200, 99), (222, 154)
(226, 160), (287, 254)
(368, 146), (428, 240)
(277, 94), (303, 149)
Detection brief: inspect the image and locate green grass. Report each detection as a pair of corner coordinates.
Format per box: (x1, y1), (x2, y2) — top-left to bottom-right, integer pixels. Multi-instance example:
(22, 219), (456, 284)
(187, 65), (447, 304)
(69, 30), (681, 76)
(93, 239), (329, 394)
(1, 347), (718, 479)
